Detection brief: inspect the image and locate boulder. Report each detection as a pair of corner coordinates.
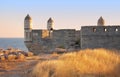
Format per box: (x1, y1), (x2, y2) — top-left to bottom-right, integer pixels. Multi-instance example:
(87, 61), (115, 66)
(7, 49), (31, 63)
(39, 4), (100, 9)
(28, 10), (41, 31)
(17, 54), (25, 61)
(8, 54), (16, 61)
(0, 55), (6, 61)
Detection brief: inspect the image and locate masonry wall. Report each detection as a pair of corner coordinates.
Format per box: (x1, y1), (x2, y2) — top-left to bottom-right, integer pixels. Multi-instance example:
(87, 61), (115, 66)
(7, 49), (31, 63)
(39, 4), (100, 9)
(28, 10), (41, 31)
(75, 30), (80, 40)
(25, 29), (81, 54)
(32, 30), (42, 43)
(52, 29), (76, 49)
(81, 26), (120, 49)
(75, 30), (81, 49)
(27, 29), (51, 54)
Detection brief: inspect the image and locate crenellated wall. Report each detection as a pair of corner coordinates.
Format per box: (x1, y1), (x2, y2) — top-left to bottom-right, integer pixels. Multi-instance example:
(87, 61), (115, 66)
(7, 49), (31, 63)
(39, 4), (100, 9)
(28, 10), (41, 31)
(81, 26), (120, 49)
(25, 29), (80, 54)
(24, 15), (120, 54)
(25, 25), (120, 54)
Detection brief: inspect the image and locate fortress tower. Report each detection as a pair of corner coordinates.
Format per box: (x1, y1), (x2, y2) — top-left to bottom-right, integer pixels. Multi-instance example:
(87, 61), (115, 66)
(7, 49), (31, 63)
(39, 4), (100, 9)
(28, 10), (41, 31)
(24, 14), (32, 41)
(97, 16), (105, 26)
(24, 14), (120, 54)
(47, 18), (54, 31)
(47, 18), (54, 38)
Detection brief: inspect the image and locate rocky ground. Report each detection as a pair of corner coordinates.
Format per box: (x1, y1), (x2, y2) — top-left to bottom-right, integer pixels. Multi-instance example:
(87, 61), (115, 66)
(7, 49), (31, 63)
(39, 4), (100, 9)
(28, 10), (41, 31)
(0, 48), (38, 77)
(0, 48), (33, 61)
(0, 53), (59, 77)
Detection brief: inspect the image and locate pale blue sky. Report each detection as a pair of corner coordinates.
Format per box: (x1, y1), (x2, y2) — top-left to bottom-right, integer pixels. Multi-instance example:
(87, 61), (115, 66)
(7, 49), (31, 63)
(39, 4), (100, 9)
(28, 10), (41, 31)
(0, 0), (120, 37)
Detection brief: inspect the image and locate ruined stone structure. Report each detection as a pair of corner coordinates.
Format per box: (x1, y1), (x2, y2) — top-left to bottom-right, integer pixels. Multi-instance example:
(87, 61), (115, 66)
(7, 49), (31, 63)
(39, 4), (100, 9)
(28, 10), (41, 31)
(24, 14), (120, 54)
(81, 26), (120, 49)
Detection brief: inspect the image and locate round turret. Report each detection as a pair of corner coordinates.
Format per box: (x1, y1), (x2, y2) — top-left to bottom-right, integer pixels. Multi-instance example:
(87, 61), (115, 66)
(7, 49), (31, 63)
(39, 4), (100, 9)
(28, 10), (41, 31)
(25, 14), (32, 20)
(24, 14), (32, 41)
(47, 18), (54, 23)
(47, 17), (54, 31)
(24, 14), (32, 29)
(97, 16), (105, 26)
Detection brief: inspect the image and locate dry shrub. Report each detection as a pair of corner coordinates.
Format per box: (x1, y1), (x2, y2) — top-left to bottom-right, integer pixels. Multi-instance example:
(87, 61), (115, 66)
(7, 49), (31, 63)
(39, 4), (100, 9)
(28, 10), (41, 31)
(30, 48), (120, 77)
(29, 61), (56, 77)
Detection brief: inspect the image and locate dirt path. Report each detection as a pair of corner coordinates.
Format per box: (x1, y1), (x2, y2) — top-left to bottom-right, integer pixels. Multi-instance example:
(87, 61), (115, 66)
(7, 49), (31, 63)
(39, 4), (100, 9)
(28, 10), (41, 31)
(0, 56), (41, 77)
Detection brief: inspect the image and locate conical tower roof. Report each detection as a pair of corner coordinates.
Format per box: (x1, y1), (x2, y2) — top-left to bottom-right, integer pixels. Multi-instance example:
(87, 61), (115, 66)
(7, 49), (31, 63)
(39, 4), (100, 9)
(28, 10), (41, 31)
(25, 14), (32, 20)
(97, 16), (105, 26)
(47, 17), (53, 23)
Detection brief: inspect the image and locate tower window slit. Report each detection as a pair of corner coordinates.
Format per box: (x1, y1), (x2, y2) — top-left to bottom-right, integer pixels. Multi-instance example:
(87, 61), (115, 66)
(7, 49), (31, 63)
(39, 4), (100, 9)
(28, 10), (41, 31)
(116, 28), (118, 31)
(104, 28), (107, 32)
(93, 28), (96, 32)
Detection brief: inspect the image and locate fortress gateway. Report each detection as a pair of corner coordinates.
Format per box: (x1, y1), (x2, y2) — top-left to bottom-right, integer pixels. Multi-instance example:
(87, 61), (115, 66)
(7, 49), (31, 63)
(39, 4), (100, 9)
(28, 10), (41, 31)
(24, 15), (120, 54)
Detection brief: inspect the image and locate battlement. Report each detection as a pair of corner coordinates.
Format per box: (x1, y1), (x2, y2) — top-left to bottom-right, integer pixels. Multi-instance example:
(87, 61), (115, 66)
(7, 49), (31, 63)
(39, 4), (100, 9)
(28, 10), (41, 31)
(81, 25), (120, 36)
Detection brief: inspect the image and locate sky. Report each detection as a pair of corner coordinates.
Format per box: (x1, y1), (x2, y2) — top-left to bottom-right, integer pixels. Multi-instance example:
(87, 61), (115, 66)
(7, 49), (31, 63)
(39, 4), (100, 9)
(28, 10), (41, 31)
(0, 0), (120, 38)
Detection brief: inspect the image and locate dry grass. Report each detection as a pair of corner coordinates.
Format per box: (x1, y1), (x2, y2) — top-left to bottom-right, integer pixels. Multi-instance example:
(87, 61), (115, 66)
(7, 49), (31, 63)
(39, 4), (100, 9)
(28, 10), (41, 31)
(30, 48), (120, 77)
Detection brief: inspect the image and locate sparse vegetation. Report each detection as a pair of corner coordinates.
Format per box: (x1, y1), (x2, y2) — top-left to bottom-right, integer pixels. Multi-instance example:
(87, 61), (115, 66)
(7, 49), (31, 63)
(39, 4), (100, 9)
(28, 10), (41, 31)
(30, 48), (120, 77)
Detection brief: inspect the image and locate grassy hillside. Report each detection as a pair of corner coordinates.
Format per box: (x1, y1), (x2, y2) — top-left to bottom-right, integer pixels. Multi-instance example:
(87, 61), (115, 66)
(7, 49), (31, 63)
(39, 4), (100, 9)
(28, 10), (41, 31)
(29, 48), (120, 77)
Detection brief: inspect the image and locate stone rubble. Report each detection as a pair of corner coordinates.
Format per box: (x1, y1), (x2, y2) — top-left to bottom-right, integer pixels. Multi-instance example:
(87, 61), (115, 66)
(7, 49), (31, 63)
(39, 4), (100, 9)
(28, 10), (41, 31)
(0, 48), (34, 61)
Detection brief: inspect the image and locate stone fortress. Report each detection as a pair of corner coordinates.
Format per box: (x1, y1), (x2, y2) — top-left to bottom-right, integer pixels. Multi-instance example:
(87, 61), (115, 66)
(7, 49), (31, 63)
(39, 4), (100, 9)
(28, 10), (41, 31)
(24, 14), (120, 54)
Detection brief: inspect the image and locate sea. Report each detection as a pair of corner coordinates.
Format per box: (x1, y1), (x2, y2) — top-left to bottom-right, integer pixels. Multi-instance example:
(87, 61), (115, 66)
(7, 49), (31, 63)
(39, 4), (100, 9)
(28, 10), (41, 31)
(0, 38), (28, 51)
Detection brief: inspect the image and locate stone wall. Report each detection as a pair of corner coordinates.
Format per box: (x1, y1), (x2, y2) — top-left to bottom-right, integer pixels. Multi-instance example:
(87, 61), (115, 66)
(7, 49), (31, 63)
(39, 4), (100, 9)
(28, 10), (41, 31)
(52, 29), (76, 49)
(75, 30), (80, 41)
(25, 25), (120, 54)
(32, 30), (42, 43)
(81, 26), (120, 49)
(32, 29), (49, 42)
(25, 29), (81, 54)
